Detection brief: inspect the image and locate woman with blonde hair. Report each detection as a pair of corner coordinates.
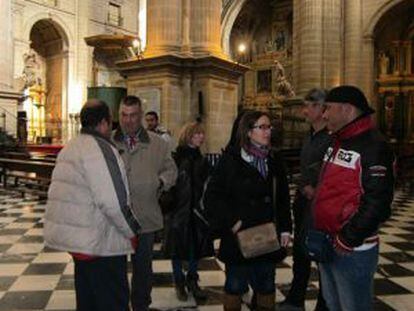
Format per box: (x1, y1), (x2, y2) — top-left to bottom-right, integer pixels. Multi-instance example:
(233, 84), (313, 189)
(163, 121), (213, 302)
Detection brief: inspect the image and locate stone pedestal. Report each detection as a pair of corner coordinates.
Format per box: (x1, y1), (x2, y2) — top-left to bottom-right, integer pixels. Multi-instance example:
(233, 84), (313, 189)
(117, 55), (247, 152)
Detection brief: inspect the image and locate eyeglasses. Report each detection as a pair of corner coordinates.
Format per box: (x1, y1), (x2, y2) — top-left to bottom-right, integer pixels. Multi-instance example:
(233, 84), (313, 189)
(251, 124), (273, 131)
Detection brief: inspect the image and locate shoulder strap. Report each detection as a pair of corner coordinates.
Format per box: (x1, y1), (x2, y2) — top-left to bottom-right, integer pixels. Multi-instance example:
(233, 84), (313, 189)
(272, 176), (277, 223)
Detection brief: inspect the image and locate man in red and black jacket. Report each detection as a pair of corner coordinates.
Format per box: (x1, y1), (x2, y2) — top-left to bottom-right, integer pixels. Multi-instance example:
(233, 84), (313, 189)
(312, 85), (395, 311)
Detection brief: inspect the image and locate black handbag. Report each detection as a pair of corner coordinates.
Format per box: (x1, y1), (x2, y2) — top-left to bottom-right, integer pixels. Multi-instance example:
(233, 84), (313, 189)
(158, 186), (177, 215)
(305, 229), (334, 263)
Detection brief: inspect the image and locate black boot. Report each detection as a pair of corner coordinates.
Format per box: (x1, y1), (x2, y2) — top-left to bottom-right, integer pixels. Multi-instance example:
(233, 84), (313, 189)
(186, 274), (207, 300)
(174, 282), (188, 301)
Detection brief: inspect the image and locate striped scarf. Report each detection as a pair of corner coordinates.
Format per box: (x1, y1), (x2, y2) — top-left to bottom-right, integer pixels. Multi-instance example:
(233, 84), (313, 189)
(245, 143), (269, 178)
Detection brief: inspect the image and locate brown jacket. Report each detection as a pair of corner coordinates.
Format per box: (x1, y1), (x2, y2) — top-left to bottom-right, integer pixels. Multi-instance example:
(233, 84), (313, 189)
(112, 127), (177, 233)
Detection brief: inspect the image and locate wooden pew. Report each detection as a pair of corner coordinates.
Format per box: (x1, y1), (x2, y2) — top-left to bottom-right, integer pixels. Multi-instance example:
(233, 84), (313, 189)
(2, 151), (56, 163)
(0, 157), (55, 198)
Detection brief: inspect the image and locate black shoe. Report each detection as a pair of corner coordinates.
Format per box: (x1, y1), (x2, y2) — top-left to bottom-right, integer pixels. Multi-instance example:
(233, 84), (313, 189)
(186, 276), (207, 300)
(175, 283), (188, 301)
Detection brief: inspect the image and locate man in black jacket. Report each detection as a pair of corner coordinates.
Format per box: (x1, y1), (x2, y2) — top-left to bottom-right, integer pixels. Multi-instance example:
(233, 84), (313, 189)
(312, 86), (395, 311)
(280, 89), (330, 311)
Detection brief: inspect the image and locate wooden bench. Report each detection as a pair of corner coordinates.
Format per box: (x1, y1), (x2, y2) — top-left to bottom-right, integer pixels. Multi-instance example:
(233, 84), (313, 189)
(2, 151), (56, 163)
(0, 157), (55, 198)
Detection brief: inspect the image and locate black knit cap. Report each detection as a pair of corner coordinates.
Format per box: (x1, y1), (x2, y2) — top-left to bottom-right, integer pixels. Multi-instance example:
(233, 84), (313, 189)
(325, 85), (375, 115)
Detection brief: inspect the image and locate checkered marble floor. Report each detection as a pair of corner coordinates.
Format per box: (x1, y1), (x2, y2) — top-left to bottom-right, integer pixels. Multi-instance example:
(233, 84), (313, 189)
(0, 186), (414, 311)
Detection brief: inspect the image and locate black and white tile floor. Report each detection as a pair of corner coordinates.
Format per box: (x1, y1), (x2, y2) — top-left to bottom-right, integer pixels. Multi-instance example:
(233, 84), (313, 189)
(0, 185), (413, 310)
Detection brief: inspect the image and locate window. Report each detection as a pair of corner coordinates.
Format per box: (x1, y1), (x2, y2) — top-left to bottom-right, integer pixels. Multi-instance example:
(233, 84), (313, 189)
(108, 2), (122, 26)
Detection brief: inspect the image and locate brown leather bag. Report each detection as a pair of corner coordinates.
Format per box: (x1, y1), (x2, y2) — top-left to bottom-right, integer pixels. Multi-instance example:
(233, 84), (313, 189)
(236, 222), (280, 258)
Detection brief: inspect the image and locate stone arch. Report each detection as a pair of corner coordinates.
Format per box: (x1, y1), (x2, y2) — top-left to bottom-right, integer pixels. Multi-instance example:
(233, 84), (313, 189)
(22, 14), (73, 143)
(22, 13), (73, 49)
(363, 0), (410, 38)
(221, 0), (248, 57)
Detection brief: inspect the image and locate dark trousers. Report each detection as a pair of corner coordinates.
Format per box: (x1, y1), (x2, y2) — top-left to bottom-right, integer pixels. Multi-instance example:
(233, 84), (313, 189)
(172, 258), (199, 283)
(286, 193), (327, 310)
(74, 255), (129, 311)
(225, 261), (276, 295)
(131, 232), (155, 311)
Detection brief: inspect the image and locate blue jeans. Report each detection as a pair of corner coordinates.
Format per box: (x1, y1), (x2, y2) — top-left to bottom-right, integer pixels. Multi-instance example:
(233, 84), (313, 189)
(224, 261), (276, 295)
(131, 232), (155, 311)
(172, 258), (199, 283)
(319, 245), (379, 311)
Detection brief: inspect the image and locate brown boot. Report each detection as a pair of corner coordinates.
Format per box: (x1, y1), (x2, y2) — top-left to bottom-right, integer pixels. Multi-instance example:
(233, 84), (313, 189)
(223, 293), (242, 311)
(256, 292), (275, 311)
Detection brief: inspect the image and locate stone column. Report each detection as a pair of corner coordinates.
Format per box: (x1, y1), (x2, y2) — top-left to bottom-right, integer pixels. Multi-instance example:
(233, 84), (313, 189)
(61, 49), (69, 140)
(293, 0), (324, 95)
(190, 0), (223, 58)
(61, 0), (89, 142)
(0, 0), (14, 90)
(293, 0), (342, 95)
(0, 0), (21, 136)
(12, 1), (29, 84)
(322, 0), (342, 87)
(343, 0), (362, 85)
(361, 36), (375, 106)
(76, 0), (89, 95)
(145, 0), (182, 57)
(181, 0), (191, 54)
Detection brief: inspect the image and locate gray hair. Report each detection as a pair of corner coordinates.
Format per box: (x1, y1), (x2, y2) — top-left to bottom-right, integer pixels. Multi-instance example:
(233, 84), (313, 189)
(304, 88), (328, 105)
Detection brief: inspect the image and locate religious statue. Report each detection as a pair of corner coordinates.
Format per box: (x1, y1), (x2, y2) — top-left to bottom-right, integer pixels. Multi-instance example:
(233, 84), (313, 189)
(274, 30), (286, 51)
(22, 49), (42, 88)
(378, 51), (390, 77)
(265, 39), (274, 53)
(273, 60), (295, 98)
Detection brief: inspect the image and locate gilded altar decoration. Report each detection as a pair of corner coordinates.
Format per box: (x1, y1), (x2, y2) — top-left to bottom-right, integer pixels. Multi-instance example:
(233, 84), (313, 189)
(22, 49), (46, 143)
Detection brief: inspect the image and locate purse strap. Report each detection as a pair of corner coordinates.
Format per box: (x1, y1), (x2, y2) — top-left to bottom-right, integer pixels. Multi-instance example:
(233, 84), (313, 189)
(272, 176), (277, 224)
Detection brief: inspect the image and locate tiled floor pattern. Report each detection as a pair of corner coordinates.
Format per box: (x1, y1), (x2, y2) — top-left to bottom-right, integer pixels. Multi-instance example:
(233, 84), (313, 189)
(0, 186), (413, 310)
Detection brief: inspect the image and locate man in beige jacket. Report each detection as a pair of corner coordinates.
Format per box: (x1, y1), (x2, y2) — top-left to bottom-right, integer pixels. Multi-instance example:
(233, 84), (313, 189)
(112, 95), (177, 311)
